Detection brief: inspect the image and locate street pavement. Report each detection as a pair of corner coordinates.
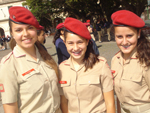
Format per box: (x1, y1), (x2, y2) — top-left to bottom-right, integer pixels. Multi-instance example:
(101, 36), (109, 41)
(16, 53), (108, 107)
(0, 35), (119, 113)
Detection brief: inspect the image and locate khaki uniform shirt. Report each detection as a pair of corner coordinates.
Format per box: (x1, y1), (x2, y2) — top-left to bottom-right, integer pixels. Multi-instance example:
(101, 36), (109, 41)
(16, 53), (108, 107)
(111, 49), (150, 107)
(59, 56), (113, 113)
(0, 45), (61, 113)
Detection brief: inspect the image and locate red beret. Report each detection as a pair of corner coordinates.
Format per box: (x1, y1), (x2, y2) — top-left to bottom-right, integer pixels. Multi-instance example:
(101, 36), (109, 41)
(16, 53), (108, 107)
(84, 23), (90, 27)
(86, 20), (90, 23)
(56, 23), (64, 30)
(64, 17), (91, 40)
(9, 6), (44, 30)
(111, 10), (145, 28)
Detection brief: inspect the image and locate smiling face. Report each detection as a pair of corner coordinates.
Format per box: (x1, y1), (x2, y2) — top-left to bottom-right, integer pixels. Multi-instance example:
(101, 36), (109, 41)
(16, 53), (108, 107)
(11, 21), (38, 51)
(114, 26), (140, 59)
(65, 32), (89, 63)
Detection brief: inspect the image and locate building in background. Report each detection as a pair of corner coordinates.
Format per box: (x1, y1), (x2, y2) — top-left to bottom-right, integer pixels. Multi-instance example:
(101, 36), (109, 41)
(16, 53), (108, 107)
(0, 0), (26, 37)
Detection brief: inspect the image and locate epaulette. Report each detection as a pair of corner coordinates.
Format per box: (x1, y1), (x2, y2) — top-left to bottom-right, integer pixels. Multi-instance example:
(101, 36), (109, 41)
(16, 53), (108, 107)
(0, 52), (13, 64)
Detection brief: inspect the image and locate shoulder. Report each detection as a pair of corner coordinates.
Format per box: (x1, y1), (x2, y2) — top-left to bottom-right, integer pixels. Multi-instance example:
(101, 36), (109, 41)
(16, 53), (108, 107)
(97, 56), (107, 63)
(0, 52), (14, 64)
(59, 60), (70, 68)
(112, 51), (121, 60)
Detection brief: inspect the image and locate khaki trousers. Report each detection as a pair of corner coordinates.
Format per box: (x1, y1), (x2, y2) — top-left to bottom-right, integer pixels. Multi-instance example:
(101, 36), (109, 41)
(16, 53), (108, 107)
(97, 31), (102, 42)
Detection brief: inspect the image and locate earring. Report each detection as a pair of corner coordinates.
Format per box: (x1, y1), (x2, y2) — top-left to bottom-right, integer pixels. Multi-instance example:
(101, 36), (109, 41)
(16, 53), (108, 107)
(138, 36), (140, 38)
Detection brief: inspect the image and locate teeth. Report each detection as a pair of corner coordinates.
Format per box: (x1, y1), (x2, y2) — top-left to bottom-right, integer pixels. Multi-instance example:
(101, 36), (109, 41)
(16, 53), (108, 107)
(74, 51), (80, 54)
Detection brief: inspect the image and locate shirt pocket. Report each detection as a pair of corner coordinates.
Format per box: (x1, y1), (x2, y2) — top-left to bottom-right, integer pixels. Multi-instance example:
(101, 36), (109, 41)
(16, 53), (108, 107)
(122, 73), (143, 91)
(21, 69), (44, 94)
(79, 76), (100, 85)
(78, 76), (102, 92)
(78, 76), (102, 100)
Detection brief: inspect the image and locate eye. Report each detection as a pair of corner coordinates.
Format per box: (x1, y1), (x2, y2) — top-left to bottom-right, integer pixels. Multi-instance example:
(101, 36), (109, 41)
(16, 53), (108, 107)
(78, 41), (83, 44)
(127, 34), (133, 38)
(28, 26), (34, 29)
(15, 29), (22, 32)
(116, 35), (122, 39)
(67, 42), (73, 45)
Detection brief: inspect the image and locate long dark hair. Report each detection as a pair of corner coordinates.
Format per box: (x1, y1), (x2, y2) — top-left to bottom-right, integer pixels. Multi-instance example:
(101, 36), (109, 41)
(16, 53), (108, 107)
(137, 30), (150, 67)
(9, 20), (59, 79)
(53, 28), (64, 45)
(64, 29), (99, 71)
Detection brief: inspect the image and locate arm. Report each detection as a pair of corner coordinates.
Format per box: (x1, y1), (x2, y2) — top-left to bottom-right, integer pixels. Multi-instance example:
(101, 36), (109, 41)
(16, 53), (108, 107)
(60, 95), (69, 113)
(3, 102), (18, 113)
(103, 90), (116, 113)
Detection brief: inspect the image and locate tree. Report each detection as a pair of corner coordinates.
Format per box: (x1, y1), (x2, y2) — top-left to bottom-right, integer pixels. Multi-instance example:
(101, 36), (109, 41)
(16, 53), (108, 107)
(23, 0), (147, 28)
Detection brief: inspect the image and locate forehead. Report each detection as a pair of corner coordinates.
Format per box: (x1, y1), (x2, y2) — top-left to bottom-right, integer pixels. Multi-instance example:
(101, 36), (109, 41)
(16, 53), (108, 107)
(114, 26), (138, 34)
(66, 32), (85, 41)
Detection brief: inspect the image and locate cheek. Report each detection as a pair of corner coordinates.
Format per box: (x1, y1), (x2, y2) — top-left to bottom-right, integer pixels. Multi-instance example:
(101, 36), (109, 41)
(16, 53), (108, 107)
(115, 38), (121, 45)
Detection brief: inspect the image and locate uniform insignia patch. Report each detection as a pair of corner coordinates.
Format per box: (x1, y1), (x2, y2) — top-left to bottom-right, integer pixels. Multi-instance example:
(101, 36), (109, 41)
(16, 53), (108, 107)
(0, 84), (5, 92)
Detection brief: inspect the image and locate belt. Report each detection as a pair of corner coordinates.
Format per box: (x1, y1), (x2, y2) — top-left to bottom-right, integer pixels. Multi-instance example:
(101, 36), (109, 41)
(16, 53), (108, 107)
(122, 103), (150, 113)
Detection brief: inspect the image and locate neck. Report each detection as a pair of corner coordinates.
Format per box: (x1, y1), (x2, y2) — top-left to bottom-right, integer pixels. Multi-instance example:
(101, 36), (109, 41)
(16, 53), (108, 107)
(60, 35), (64, 41)
(22, 45), (37, 61)
(71, 57), (84, 71)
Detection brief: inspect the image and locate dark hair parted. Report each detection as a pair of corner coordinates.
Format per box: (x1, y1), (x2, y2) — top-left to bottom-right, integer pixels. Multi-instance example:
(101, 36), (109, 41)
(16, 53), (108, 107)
(53, 28), (64, 45)
(137, 30), (150, 67)
(112, 25), (150, 67)
(64, 29), (99, 72)
(9, 20), (59, 79)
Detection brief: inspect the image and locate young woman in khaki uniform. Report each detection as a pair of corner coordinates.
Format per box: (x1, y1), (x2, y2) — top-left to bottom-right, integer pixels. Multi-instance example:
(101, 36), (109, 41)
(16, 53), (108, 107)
(0, 6), (61, 113)
(59, 17), (115, 113)
(111, 10), (150, 113)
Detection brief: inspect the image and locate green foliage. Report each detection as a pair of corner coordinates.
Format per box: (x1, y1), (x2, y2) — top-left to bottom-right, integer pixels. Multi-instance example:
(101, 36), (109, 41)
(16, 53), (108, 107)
(23, 0), (147, 28)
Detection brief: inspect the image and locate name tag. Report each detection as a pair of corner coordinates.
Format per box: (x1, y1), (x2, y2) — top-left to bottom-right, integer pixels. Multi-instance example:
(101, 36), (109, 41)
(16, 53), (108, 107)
(111, 70), (115, 74)
(59, 81), (67, 84)
(22, 68), (35, 76)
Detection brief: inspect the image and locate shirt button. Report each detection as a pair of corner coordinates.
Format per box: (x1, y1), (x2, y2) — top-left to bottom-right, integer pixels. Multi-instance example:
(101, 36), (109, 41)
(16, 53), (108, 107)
(88, 81), (90, 83)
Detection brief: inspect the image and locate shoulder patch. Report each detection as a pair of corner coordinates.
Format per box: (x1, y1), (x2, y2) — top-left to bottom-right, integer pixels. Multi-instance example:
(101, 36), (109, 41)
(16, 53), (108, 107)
(59, 60), (66, 65)
(0, 52), (13, 64)
(98, 59), (104, 61)
(59, 60), (70, 66)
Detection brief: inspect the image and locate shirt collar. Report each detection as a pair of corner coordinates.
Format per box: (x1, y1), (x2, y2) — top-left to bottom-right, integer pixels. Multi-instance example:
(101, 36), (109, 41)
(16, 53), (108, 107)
(13, 45), (41, 62)
(64, 57), (85, 71)
(116, 48), (137, 59)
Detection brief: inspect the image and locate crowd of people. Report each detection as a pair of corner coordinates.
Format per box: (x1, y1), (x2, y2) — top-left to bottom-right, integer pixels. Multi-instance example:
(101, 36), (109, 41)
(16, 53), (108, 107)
(0, 6), (150, 113)
(0, 35), (11, 50)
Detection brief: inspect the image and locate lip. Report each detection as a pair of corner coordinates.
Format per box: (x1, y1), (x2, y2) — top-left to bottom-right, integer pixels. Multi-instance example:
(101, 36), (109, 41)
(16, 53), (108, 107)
(122, 45), (130, 49)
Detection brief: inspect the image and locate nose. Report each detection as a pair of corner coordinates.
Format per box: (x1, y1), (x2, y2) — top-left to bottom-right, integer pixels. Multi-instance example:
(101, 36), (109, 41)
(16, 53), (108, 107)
(73, 43), (79, 50)
(122, 37), (128, 45)
(23, 29), (28, 36)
